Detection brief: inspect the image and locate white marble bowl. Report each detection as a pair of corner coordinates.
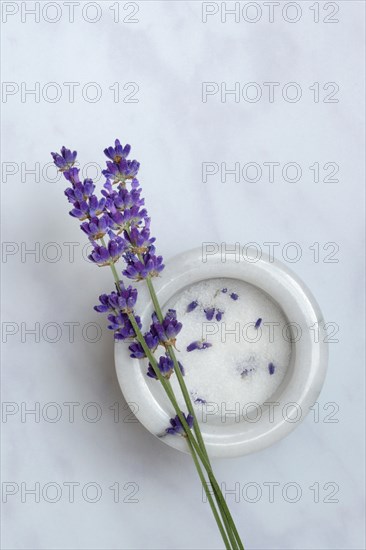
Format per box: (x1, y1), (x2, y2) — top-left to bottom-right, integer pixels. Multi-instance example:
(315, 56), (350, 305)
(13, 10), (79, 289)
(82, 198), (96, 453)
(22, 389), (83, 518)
(115, 247), (328, 458)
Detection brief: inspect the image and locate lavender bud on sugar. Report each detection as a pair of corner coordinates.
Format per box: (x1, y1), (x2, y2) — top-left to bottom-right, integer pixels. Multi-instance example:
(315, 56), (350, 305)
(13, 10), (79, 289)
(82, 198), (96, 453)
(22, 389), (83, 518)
(268, 362), (276, 375)
(230, 293), (239, 301)
(204, 307), (215, 321)
(187, 300), (199, 312)
(187, 340), (212, 352)
(215, 310), (223, 321)
(255, 318), (262, 329)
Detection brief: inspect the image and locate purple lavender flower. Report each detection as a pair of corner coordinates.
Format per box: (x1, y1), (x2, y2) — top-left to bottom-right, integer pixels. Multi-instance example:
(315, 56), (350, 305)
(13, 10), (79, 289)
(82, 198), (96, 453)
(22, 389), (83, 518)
(63, 171), (106, 221)
(204, 307), (215, 321)
(103, 158), (140, 184)
(107, 312), (141, 340)
(221, 288), (228, 294)
(123, 249), (164, 281)
(187, 300), (198, 312)
(150, 310), (182, 347)
(51, 147), (77, 171)
(128, 342), (145, 359)
(230, 293), (239, 301)
(64, 167), (82, 185)
(70, 197), (106, 220)
(187, 340), (212, 352)
(94, 284), (138, 314)
(51, 141), (167, 358)
(65, 178), (95, 203)
(166, 413), (194, 436)
(125, 226), (155, 254)
(72, 194), (107, 220)
(104, 139), (131, 163)
(255, 318), (262, 329)
(89, 234), (127, 266)
(102, 179), (144, 209)
(81, 214), (111, 240)
(108, 206), (148, 234)
(103, 182), (147, 232)
(129, 331), (159, 358)
(147, 355), (174, 379)
(147, 356), (184, 380)
(268, 363), (275, 375)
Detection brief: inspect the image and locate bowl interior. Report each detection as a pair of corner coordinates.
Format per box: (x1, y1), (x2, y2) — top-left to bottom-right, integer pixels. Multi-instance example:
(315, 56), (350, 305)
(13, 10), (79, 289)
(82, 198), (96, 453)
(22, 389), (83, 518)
(144, 276), (296, 427)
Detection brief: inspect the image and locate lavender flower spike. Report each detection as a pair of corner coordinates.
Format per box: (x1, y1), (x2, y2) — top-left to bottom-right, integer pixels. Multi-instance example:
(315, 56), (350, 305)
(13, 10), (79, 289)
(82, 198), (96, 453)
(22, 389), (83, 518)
(146, 355), (184, 380)
(166, 413), (194, 437)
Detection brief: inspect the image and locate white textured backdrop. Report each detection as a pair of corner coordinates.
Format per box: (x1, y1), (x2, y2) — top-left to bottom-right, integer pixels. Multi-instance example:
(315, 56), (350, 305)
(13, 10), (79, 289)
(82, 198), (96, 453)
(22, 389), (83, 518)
(1, 1), (365, 549)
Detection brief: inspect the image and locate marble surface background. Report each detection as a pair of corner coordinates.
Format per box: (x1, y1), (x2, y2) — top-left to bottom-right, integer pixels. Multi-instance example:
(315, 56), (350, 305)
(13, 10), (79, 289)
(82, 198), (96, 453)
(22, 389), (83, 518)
(1, 1), (365, 549)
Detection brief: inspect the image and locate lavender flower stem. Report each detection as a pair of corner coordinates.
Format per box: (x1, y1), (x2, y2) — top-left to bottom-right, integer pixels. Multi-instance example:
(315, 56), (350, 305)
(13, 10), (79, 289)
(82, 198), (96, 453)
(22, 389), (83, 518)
(185, 437), (231, 550)
(163, 379), (241, 550)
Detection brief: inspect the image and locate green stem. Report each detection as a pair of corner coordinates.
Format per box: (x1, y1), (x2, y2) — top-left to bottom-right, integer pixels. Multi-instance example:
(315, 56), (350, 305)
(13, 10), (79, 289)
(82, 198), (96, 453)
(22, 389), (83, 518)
(186, 437), (231, 550)
(109, 261), (121, 287)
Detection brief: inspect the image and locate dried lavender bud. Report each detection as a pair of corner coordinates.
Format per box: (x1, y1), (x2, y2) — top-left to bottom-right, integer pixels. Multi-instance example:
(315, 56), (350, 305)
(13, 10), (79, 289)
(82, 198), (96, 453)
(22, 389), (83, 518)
(187, 340), (212, 352)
